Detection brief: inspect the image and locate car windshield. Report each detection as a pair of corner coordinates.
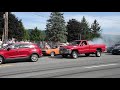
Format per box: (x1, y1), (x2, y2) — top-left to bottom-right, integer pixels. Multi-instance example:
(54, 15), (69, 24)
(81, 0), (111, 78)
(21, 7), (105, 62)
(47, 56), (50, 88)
(4, 44), (20, 49)
(115, 44), (120, 46)
(114, 45), (120, 49)
(2, 43), (13, 49)
(70, 41), (81, 45)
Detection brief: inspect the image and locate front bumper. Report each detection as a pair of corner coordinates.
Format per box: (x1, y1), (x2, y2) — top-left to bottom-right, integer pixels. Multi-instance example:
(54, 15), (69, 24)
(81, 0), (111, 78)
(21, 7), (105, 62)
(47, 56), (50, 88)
(59, 49), (72, 54)
(112, 49), (120, 54)
(42, 51), (47, 55)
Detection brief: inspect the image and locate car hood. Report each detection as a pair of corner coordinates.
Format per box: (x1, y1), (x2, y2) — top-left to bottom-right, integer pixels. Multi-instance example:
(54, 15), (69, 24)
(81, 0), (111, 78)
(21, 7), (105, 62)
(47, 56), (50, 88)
(62, 45), (78, 49)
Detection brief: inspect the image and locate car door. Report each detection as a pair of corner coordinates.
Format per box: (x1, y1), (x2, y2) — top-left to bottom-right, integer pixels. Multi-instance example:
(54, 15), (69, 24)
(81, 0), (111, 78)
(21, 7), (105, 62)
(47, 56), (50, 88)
(17, 44), (30, 58)
(4, 44), (19, 59)
(79, 41), (89, 54)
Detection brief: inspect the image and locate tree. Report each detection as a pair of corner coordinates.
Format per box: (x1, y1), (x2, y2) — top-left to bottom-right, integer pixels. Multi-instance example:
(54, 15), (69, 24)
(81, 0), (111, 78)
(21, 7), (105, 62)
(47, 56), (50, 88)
(91, 19), (102, 39)
(23, 29), (30, 41)
(46, 12), (67, 43)
(80, 16), (90, 40)
(0, 12), (5, 39)
(16, 20), (25, 41)
(40, 30), (46, 41)
(0, 12), (25, 41)
(67, 19), (82, 42)
(30, 27), (42, 42)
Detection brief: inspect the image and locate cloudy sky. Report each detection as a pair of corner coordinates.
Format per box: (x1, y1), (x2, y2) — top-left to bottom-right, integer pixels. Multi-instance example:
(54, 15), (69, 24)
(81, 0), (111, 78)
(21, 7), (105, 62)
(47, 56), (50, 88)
(12, 12), (120, 35)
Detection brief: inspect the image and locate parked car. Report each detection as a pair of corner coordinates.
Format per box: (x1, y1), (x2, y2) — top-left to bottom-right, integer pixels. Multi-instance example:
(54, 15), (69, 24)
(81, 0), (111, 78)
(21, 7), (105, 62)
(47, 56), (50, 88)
(112, 45), (120, 55)
(107, 44), (120, 53)
(60, 40), (106, 59)
(42, 46), (59, 57)
(42, 43), (68, 57)
(0, 43), (42, 64)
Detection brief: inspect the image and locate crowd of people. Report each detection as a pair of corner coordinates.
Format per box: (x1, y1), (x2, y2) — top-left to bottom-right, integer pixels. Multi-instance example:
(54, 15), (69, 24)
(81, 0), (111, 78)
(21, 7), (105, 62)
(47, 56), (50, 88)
(0, 38), (69, 49)
(0, 38), (32, 48)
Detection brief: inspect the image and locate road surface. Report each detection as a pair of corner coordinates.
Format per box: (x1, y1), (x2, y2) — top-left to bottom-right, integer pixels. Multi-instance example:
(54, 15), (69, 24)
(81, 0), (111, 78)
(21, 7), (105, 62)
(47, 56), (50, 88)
(0, 53), (120, 78)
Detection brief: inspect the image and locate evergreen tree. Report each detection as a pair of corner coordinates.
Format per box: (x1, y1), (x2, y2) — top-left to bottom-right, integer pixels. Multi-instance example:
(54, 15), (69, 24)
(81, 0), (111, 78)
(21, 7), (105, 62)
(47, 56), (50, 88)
(46, 12), (67, 43)
(0, 12), (24, 41)
(0, 12), (5, 39)
(23, 29), (30, 41)
(91, 19), (102, 39)
(30, 27), (42, 42)
(67, 19), (82, 42)
(80, 16), (90, 40)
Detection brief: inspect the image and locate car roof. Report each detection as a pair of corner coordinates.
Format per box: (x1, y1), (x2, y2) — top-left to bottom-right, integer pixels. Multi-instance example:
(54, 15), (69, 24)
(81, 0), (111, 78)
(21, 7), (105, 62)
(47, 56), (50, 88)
(13, 42), (35, 45)
(75, 40), (86, 41)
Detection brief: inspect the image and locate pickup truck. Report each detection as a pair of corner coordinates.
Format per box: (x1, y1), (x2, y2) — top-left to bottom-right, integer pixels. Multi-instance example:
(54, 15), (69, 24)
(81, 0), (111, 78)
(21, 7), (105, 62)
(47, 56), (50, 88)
(59, 40), (106, 59)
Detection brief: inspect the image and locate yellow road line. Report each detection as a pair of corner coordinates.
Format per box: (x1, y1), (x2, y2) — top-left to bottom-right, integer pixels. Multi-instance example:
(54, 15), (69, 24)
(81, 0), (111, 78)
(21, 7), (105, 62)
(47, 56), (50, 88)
(0, 64), (13, 68)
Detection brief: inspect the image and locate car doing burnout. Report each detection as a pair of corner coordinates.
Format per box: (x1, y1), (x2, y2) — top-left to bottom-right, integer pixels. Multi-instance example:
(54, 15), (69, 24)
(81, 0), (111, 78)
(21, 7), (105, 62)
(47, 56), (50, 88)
(60, 40), (106, 59)
(0, 43), (42, 64)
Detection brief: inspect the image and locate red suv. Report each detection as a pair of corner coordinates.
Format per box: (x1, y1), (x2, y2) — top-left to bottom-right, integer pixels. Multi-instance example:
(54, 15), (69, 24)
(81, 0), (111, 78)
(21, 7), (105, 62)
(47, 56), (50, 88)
(0, 43), (43, 64)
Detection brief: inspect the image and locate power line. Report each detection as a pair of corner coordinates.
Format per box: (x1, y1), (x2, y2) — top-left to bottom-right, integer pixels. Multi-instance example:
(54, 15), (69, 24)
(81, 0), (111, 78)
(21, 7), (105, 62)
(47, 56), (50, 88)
(32, 12), (48, 18)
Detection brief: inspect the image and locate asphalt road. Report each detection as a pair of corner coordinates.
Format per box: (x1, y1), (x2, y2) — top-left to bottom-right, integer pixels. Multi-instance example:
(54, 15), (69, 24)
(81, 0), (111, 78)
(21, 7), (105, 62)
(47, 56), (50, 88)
(0, 53), (120, 78)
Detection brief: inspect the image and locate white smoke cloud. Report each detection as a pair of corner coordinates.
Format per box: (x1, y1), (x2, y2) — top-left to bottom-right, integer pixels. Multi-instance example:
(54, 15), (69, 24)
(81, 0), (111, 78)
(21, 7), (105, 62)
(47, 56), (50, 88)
(88, 38), (105, 45)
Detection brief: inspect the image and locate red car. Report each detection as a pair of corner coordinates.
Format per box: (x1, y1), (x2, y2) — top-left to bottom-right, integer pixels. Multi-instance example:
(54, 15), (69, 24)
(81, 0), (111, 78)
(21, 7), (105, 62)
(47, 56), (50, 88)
(60, 40), (106, 59)
(0, 43), (43, 64)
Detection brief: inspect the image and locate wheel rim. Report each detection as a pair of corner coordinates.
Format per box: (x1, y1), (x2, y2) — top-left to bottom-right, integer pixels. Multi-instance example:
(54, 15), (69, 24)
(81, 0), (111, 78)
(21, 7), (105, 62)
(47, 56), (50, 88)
(0, 57), (3, 64)
(97, 51), (101, 56)
(73, 52), (77, 58)
(51, 52), (55, 57)
(31, 55), (38, 61)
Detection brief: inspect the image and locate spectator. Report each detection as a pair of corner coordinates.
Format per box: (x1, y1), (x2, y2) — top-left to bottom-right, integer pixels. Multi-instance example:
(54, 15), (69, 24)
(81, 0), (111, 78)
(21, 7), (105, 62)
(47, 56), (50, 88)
(45, 43), (50, 49)
(0, 39), (2, 48)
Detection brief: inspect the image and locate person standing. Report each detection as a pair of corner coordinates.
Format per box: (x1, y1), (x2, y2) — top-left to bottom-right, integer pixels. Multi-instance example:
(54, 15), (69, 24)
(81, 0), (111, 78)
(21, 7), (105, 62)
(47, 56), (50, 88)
(0, 39), (2, 48)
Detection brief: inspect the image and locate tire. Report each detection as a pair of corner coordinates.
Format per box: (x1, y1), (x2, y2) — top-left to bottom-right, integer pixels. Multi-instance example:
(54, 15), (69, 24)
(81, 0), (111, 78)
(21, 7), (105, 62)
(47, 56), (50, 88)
(71, 51), (78, 59)
(30, 54), (39, 62)
(112, 52), (115, 55)
(85, 53), (90, 57)
(0, 56), (4, 64)
(50, 52), (55, 57)
(95, 50), (101, 57)
(62, 55), (68, 58)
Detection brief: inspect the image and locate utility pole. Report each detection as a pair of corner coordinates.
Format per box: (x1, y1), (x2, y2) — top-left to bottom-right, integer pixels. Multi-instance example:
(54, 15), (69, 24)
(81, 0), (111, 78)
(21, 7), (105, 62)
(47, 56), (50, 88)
(3, 12), (8, 44)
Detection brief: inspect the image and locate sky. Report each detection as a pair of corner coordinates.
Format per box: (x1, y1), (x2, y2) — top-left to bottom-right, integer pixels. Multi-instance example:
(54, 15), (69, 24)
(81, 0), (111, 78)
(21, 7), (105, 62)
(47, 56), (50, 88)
(12, 12), (120, 35)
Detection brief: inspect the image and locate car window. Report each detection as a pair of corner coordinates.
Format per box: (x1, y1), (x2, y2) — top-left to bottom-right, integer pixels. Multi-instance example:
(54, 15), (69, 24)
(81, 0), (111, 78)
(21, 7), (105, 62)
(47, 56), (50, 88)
(19, 44), (35, 48)
(71, 41), (81, 45)
(81, 41), (87, 46)
(8, 44), (20, 49)
(19, 44), (29, 48)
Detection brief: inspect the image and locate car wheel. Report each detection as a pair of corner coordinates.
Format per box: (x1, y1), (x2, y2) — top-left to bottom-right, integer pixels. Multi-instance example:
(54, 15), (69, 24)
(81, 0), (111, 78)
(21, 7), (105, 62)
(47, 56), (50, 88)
(85, 53), (90, 57)
(96, 50), (101, 57)
(50, 52), (55, 57)
(30, 54), (39, 62)
(71, 51), (78, 59)
(0, 56), (4, 64)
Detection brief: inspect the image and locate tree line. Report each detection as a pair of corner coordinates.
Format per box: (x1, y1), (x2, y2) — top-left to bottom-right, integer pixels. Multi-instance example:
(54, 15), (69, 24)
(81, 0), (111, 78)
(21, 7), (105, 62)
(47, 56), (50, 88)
(0, 12), (102, 43)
